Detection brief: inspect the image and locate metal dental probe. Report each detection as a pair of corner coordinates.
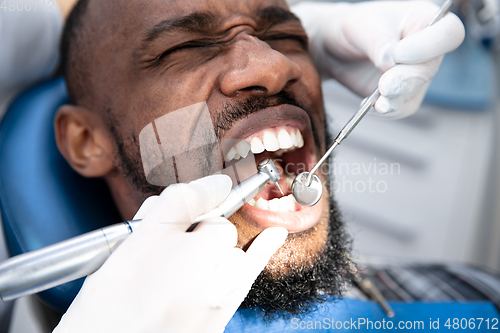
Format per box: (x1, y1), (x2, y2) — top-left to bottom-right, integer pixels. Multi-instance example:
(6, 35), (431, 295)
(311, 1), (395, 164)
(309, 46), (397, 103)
(0, 159), (281, 301)
(291, 0), (454, 207)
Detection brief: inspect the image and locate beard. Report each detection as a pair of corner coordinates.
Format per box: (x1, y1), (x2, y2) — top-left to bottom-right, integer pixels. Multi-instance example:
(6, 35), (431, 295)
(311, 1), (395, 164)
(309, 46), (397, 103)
(105, 93), (356, 322)
(241, 174), (355, 321)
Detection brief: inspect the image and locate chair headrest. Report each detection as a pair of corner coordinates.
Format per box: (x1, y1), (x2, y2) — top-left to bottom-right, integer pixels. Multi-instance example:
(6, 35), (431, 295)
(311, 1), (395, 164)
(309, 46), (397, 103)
(0, 77), (121, 313)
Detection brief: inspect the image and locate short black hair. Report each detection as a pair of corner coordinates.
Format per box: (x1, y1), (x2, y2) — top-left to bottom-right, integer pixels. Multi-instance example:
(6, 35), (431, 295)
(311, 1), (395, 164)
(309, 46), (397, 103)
(60, 0), (91, 104)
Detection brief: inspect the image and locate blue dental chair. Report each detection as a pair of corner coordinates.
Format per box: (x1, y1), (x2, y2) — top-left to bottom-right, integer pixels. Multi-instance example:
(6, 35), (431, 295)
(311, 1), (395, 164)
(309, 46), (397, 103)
(0, 77), (121, 313)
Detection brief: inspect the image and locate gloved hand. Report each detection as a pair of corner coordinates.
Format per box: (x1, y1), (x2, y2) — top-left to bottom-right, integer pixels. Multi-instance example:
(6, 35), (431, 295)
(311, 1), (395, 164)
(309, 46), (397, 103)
(291, 1), (465, 118)
(53, 175), (288, 333)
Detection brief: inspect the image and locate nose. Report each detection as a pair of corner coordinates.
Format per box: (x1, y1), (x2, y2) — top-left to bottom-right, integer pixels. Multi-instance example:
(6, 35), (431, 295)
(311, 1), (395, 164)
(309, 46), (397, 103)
(219, 34), (302, 97)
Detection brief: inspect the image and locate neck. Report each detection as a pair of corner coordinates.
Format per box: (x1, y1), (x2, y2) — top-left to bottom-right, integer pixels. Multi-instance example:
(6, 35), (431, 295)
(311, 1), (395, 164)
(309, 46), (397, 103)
(105, 176), (145, 220)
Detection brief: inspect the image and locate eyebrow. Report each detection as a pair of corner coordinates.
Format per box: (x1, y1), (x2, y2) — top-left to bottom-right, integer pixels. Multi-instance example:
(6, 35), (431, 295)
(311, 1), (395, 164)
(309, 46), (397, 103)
(144, 12), (220, 43)
(256, 6), (300, 27)
(142, 6), (300, 46)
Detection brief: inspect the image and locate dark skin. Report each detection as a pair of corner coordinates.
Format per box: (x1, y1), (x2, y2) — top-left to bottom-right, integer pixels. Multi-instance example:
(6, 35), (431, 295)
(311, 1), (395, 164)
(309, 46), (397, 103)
(55, 0), (331, 276)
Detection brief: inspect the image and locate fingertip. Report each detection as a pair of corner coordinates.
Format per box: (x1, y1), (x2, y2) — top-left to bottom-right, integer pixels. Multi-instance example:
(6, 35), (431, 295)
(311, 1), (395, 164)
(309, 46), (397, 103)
(192, 174), (233, 194)
(152, 175), (233, 224)
(262, 227), (289, 245)
(185, 174), (233, 218)
(374, 93), (423, 119)
(374, 96), (393, 114)
(378, 70), (403, 98)
(247, 227), (288, 256)
(443, 12), (466, 44)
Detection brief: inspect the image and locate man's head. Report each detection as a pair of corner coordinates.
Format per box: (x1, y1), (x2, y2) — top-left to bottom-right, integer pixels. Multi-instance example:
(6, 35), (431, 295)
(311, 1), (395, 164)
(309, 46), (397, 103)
(55, 0), (354, 319)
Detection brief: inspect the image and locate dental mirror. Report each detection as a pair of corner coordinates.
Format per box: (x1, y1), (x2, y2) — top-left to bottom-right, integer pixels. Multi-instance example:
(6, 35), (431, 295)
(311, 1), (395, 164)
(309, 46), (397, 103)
(291, 172), (323, 207)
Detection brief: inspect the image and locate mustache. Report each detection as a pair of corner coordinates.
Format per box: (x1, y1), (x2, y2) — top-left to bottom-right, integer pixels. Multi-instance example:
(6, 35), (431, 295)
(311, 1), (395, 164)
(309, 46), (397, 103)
(213, 91), (317, 143)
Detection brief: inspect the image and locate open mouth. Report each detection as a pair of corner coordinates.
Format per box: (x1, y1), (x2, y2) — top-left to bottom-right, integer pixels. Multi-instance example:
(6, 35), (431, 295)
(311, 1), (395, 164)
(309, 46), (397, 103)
(222, 105), (325, 233)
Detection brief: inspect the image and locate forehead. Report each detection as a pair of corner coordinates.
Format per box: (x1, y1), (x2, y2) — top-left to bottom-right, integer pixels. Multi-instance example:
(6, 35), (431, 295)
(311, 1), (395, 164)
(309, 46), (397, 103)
(90, 0), (291, 36)
(147, 0), (289, 19)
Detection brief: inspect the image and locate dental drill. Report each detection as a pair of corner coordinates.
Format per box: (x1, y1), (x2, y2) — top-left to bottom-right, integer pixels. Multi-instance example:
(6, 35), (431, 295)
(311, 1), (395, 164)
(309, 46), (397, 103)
(291, 0), (454, 207)
(0, 159), (282, 302)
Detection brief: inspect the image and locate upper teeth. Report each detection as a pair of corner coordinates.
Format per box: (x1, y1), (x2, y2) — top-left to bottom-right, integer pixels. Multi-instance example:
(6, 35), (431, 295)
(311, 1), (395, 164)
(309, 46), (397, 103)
(225, 140), (251, 161)
(225, 128), (304, 162)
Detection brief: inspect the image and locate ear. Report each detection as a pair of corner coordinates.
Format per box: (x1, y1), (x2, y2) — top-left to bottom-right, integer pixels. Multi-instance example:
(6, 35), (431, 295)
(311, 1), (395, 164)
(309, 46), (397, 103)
(54, 105), (115, 178)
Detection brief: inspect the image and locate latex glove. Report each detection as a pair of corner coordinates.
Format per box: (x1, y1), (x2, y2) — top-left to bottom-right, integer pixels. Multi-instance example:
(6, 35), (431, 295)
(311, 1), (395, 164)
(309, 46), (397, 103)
(292, 1), (465, 118)
(53, 174), (288, 333)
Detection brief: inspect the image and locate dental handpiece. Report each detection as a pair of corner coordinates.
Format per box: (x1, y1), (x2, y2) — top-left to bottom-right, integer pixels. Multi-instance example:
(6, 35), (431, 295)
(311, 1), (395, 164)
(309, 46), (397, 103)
(291, 0), (454, 207)
(0, 159), (281, 302)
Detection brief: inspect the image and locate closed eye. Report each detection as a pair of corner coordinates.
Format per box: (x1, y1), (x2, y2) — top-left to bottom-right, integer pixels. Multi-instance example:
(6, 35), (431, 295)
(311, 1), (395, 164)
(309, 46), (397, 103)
(147, 40), (218, 67)
(263, 34), (308, 51)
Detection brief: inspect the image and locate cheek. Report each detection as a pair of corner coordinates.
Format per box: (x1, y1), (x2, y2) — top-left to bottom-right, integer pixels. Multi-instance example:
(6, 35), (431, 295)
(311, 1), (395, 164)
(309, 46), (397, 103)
(120, 75), (220, 147)
(293, 58), (327, 150)
(300, 61), (324, 117)
(132, 66), (222, 125)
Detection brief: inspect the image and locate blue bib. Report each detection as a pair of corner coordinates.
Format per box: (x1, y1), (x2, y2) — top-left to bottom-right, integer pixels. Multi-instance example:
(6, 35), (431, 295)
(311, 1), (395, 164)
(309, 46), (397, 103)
(226, 298), (499, 332)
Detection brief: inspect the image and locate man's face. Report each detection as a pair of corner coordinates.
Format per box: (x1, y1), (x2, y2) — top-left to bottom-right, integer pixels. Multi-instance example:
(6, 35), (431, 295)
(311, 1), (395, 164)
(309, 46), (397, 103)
(59, 0), (353, 317)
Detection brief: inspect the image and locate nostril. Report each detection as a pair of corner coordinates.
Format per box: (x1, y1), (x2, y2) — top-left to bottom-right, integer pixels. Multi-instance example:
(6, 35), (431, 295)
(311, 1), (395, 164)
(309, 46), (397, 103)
(240, 86), (268, 94)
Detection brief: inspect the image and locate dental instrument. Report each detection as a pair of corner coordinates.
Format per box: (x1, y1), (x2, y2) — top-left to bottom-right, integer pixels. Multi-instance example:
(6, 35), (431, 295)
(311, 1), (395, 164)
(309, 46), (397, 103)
(193, 158), (282, 223)
(354, 275), (395, 318)
(0, 159), (281, 301)
(291, 0), (454, 207)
